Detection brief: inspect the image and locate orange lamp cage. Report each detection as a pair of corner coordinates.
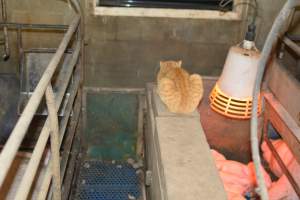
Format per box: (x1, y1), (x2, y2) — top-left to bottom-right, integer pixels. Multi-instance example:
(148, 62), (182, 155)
(210, 83), (262, 119)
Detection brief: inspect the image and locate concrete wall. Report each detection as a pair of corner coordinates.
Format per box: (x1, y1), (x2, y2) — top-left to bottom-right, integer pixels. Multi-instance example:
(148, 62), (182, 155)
(0, 0), (289, 88)
(85, 15), (241, 87)
(255, 0), (286, 49)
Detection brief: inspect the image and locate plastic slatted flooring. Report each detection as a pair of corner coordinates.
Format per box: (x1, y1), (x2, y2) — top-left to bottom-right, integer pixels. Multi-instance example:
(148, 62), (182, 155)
(75, 161), (141, 200)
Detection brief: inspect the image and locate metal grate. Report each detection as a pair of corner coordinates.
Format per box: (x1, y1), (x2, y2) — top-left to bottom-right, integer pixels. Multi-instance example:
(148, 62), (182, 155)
(76, 161), (141, 200)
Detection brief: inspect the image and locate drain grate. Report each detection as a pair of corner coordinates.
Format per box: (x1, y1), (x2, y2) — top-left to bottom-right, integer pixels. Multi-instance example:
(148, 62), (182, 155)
(75, 161), (141, 200)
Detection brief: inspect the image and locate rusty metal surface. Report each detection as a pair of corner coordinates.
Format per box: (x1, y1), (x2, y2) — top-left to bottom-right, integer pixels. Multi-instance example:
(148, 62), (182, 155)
(198, 77), (257, 163)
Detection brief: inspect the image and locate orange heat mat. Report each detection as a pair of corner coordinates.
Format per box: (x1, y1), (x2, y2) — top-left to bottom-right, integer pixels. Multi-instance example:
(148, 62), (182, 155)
(211, 150), (271, 200)
(212, 140), (300, 200)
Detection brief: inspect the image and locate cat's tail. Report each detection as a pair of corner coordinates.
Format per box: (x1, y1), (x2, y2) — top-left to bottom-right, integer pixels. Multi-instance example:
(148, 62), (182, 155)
(158, 77), (181, 113)
(186, 74), (203, 112)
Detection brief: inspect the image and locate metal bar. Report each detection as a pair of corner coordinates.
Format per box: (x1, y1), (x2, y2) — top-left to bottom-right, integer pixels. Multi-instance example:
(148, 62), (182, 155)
(54, 41), (81, 94)
(66, 141), (83, 200)
(38, 57), (81, 200)
(136, 94), (145, 158)
(13, 38), (81, 199)
(60, 91), (81, 179)
(84, 86), (145, 94)
(38, 89), (81, 200)
(265, 137), (300, 197)
(263, 112), (300, 196)
(23, 48), (73, 54)
(38, 163), (52, 200)
(1, 0), (10, 60)
(263, 92), (300, 197)
(57, 73), (80, 146)
(0, 15), (80, 188)
(264, 92), (300, 164)
(82, 88), (88, 150)
(46, 84), (61, 200)
(0, 22), (68, 30)
(282, 36), (300, 56)
(61, 134), (81, 200)
(286, 34), (300, 42)
(17, 27), (25, 98)
(45, 85), (62, 200)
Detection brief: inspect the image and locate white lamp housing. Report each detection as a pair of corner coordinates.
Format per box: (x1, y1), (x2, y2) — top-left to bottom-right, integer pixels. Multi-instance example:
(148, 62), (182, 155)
(210, 45), (262, 119)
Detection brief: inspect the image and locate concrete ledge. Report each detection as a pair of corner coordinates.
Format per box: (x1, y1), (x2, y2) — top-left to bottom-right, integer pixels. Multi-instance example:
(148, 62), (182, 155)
(94, 7), (240, 20)
(146, 83), (226, 200)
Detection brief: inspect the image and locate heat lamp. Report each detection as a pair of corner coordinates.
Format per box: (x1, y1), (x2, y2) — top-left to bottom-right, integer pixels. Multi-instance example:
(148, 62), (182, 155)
(210, 24), (262, 119)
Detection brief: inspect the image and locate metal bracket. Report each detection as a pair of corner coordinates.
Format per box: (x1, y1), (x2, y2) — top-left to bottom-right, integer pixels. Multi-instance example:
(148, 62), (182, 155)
(145, 170), (152, 186)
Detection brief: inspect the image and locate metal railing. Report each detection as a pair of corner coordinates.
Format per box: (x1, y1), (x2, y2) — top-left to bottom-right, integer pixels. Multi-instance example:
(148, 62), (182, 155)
(0, 13), (82, 200)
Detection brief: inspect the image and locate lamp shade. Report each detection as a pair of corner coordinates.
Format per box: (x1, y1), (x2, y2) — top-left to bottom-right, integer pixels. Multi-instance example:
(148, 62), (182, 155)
(210, 46), (262, 119)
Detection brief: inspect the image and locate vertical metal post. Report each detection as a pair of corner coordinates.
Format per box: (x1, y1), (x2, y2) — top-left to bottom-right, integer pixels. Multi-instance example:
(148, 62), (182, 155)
(17, 27), (23, 74)
(0, 0), (9, 60)
(45, 85), (61, 200)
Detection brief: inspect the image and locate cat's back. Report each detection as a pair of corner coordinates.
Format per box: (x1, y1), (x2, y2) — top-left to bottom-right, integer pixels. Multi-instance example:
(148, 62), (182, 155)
(163, 67), (189, 85)
(157, 61), (203, 113)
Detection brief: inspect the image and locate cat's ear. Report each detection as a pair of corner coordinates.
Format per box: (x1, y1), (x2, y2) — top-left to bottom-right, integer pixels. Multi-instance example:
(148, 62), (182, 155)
(177, 60), (182, 67)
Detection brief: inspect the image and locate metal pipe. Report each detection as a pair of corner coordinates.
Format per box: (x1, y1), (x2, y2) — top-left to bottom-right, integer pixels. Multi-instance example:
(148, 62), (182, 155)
(37, 47), (81, 200)
(250, 1), (300, 199)
(38, 168), (52, 200)
(23, 48), (73, 54)
(0, 22), (68, 30)
(14, 122), (51, 200)
(265, 138), (300, 197)
(136, 95), (144, 158)
(1, 0), (9, 60)
(13, 39), (81, 199)
(60, 91), (81, 179)
(61, 134), (81, 200)
(45, 85), (61, 200)
(17, 27), (24, 91)
(38, 87), (81, 200)
(70, 0), (82, 14)
(0, 15), (80, 188)
(286, 34), (300, 41)
(283, 36), (300, 56)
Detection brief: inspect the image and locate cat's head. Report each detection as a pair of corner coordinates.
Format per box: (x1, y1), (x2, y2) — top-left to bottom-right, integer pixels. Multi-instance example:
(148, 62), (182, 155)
(160, 60), (182, 70)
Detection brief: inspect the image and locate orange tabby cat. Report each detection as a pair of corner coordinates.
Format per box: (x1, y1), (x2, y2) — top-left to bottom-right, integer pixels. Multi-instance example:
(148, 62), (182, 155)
(157, 60), (203, 113)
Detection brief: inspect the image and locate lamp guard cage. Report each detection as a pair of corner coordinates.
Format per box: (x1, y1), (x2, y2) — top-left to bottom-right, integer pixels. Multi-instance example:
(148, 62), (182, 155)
(209, 83), (262, 119)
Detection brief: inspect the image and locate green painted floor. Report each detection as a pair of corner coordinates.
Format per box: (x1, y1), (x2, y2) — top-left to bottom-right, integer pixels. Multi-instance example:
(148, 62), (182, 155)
(85, 92), (139, 161)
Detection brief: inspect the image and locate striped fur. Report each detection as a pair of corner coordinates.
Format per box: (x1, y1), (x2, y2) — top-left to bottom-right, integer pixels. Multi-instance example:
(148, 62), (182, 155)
(157, 60), (203, 113)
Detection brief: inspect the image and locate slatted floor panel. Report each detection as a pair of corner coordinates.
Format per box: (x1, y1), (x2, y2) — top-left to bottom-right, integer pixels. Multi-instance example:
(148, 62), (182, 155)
(75, 161), (141, 200)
